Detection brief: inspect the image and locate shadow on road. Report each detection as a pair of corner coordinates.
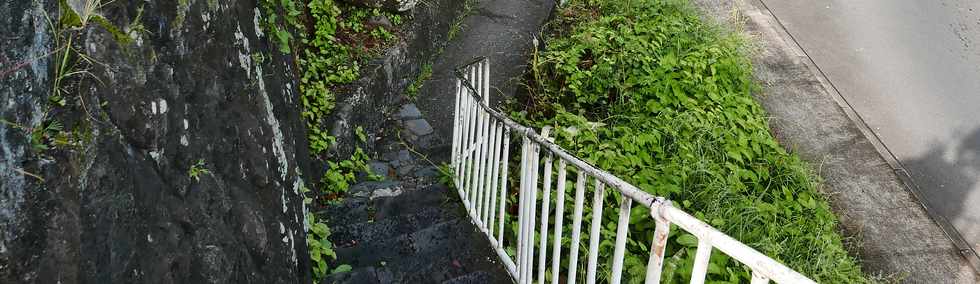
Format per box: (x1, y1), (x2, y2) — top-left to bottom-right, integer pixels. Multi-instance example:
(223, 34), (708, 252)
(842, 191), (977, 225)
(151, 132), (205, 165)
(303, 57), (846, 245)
(905, 127), (980, 251)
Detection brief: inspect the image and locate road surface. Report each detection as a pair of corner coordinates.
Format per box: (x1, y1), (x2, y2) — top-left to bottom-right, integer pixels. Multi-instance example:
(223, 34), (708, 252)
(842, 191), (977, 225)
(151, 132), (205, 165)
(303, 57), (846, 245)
(759, 0), (980, 259)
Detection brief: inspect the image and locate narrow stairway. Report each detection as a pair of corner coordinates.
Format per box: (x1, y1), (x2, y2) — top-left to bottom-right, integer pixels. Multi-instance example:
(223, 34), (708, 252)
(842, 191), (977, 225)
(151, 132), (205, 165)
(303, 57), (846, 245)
(323, 103), (511, 283)
(323, 0), (556, 281)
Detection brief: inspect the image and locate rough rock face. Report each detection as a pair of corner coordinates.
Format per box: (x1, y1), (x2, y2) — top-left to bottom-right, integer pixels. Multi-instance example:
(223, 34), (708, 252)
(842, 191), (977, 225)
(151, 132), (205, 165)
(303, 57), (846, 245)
(330, 0), (464, 157)
(1, 0), (313, 282)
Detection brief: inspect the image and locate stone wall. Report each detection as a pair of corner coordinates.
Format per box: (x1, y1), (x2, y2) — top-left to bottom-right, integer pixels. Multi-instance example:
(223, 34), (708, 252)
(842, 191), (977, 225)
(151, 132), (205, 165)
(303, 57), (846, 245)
(0, 0), (314, 282)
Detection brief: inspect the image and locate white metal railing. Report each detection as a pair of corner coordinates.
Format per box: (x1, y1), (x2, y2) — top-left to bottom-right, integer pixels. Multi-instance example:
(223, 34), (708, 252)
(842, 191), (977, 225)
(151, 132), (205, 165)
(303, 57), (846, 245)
(450, 58), (816, 284)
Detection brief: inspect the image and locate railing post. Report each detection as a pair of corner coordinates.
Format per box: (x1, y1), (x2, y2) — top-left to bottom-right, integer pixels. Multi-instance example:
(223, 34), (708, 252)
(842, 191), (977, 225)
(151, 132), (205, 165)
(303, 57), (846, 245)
(645, 200), (671, 284)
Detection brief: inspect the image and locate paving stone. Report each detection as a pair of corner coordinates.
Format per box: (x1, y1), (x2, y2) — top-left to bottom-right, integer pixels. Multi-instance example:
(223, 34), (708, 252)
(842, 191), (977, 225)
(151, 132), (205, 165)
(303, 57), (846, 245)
(397, 164), (417, 176)
(397, 104), (422, 120)
(368, 161), (392, 178)
(382, 151), (399, 162)
(404, 119), (434, 136)
(397, 150), (412, 162)
(414, 166), (441, 178)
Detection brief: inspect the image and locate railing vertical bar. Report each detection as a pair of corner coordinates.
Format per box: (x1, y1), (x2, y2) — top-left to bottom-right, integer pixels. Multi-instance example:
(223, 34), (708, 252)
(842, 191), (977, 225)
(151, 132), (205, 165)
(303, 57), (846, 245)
(690, 239), (713, 284)
(482, 59), (490, 104)
(476, 61), (492, 222)
(474, 112), (489, 220)
(467, 66), (482, 212)
(479, 113), (494, 226)
(469, 68), (485, 213)
(645, 202), (671, 284)
(524, 138), (541, 284)
(567, 172), (587, 284)
(536, 149), (553, 284)
(585, 181), (605, 284)
(610, 198), (632, 284)
(482, 119), (499, 227)
(497, 128), (511, 245)
(462, 67), (478, 207)
(550, 159), (567, 284)
(478, 60), (491, 224)
(454, 75), (468, 187)
(487, 122), (503, 237)
(516, 136), (531, 283)
(451, 79), (462, 172)
(751, 272), (770, 284)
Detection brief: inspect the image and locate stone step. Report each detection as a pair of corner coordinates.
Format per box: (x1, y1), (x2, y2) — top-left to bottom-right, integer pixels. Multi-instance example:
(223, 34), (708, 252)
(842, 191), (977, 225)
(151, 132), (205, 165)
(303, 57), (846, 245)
(442, 270), (512, 284)
(330, 205), (458, 249)
(322, 182), (450, 226)
(326, 219), (509, 283)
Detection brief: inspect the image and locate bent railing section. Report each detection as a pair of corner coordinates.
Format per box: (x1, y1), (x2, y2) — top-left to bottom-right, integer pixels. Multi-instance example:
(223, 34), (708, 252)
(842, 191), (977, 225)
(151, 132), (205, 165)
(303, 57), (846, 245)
(450, 58), (816, 284)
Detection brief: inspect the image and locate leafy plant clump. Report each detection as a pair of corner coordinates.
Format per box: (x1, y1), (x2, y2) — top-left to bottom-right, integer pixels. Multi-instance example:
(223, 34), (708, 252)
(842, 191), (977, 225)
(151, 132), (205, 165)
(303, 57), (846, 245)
(405, 63), (433, 99)
(188, 159), (210, 181)
(510, 0), (869, 283)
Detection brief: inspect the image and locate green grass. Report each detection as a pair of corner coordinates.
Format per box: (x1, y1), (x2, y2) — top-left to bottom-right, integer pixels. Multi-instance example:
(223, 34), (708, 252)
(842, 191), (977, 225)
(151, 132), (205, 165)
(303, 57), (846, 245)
(508, 0), (869, 282)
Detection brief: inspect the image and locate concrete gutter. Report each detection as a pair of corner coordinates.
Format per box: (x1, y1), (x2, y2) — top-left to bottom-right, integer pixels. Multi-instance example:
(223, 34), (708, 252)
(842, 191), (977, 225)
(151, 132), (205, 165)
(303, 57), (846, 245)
(692, 0), (980, 282)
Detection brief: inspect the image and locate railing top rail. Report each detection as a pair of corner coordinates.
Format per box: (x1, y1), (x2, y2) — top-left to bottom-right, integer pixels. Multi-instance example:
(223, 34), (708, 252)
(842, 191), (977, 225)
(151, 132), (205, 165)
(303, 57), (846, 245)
(454, 58), (661, 208)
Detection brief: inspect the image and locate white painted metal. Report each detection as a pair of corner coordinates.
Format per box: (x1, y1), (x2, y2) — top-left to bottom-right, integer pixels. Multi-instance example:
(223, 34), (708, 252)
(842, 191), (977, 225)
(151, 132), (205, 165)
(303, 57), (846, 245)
(475, 61), (490, 221)
(691, 239), (713, 284)
(484, 120), (500, 228)
(550, 160), (567, 284)
(451, 58), (817, 284)
(751, 272), (771, 284)
(610, 198), (632, 284)
(453, 76), (473, 186)
(567, 172), (587, 284)
(585, 181), (605, 284)
(537, 140), (553, 284)
(451, 79), (461, 176)
(470, 67), (485, 210)
(516, 136), (530, 281)
(524, 137), (541, 284)
(497, 128), (510, 245)
(645, 201), (671, 284)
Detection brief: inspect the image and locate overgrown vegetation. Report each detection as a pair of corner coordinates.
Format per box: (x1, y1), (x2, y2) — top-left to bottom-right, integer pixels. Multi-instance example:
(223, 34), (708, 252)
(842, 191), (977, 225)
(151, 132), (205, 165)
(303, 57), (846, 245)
(507, 0), (868, 282)
(257, 0), (407, 280)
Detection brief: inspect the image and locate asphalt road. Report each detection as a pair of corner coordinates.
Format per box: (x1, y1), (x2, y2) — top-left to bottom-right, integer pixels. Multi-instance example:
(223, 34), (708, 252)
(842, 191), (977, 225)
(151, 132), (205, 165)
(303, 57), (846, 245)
(759, 0), (980, 255)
